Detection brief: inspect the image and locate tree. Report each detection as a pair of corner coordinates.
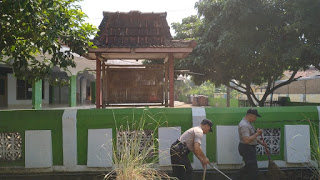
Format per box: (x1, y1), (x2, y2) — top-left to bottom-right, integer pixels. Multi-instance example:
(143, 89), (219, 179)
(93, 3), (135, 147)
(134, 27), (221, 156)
(175, 0), (319, 107)
(171, 15), (202, 40)
(0, 0), (97, 81)
(277, 0), (320, 71)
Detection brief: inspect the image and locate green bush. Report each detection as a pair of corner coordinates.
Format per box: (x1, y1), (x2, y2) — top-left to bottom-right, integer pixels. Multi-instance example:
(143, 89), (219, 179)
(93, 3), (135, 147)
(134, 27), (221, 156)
(208, 98), (238, 107)
(178, 94), (188, 103)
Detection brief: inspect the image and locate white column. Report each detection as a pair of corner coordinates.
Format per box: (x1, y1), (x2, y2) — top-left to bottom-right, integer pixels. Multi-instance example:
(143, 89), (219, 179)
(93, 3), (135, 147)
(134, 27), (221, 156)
(81, 78), (87, 103)
(158, 127), (181, 166)
(43, 80), (50, 105)
(62, 109), (78, 169)
(192, 107), (207, 169)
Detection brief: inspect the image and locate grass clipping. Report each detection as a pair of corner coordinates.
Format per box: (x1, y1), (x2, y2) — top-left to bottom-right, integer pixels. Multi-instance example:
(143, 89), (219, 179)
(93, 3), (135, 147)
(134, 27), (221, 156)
(104, 110), (172, 180)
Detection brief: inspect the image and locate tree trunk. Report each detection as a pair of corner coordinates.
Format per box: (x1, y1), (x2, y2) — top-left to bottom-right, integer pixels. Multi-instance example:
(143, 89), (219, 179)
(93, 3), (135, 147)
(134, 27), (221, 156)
(258, 100), (265, 107)
(246, 93), (257, 107)
(226, 86), (230, 107)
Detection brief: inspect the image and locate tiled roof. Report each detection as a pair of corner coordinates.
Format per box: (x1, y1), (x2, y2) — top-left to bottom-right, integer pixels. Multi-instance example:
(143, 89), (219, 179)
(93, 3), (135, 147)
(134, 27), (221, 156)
(93, 11), (193, 48)
(283, 68), (320, 79)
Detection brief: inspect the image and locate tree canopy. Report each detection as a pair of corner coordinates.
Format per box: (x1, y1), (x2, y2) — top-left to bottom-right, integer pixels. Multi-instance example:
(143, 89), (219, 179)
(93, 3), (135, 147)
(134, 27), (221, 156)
(0, 0), (97, 81)
(174, 0), (320, 106)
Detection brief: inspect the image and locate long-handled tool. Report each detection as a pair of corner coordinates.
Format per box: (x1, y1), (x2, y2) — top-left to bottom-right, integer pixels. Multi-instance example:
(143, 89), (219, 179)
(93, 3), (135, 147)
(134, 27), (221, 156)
(261, 135), (286, 180)
(208, 163), (232, 180)
(202, 166), (207, 180)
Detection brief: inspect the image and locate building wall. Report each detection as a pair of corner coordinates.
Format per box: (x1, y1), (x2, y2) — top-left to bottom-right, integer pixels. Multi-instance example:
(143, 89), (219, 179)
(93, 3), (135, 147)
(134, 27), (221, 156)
(0, 107), (319, 173)
(7, 74), (49, 107)
(238, 93), (320, 103)
(52, 85), (69, 104)
(80, 77), (87, 103)
(274, 77), (320, 94)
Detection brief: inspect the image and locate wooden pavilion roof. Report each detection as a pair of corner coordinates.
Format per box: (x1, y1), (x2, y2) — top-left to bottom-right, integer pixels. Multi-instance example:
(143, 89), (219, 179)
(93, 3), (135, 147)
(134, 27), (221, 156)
(86, 11), (196, 60)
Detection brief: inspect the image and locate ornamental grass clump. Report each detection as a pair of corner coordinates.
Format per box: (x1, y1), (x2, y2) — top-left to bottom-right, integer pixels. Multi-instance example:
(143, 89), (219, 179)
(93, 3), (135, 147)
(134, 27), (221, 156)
(306, 118), (320, 179)
(104, 109), (172, 180)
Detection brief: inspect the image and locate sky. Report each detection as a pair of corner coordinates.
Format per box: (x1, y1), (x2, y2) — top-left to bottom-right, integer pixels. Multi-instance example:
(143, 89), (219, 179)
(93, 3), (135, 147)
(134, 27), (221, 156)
(78, 0), (199, 35)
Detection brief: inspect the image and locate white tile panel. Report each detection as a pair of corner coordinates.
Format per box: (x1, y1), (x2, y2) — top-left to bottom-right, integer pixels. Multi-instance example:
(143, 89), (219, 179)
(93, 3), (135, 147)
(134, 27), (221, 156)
(87, 129), (113, 167)
(158, 127), (181, 166)
(285, 125), (310, 163)
(216, 126), (242, 164)
(25, 130), (52, 168)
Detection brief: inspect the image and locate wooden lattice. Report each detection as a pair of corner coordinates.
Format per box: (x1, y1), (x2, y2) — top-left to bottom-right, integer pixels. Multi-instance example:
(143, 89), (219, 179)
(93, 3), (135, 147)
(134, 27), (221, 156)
(105, 66), (164, 104)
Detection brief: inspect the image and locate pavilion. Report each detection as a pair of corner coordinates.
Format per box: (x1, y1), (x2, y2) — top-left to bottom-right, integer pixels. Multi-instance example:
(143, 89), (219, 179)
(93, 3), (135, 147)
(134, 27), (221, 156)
(85, 11), (196, 108)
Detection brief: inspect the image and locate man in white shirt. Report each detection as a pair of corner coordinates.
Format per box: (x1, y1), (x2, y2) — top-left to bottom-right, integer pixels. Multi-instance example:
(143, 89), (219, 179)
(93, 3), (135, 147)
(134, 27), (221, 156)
(170, 119), (212, 180)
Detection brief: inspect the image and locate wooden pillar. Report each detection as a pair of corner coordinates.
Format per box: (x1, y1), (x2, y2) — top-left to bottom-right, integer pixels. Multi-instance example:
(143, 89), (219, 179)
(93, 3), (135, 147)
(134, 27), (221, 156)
(164, 61), (168, 107)
(96, 55), (101, 109)
(106, 65), (109, 106)
(169, 54), (174, 107)
(102, 61), (106, 108)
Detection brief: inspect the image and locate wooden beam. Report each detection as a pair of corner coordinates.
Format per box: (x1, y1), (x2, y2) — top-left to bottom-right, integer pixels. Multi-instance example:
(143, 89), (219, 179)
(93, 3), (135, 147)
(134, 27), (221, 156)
(87, 52), (189, 60)
(169, 53), (174, 107)
(89, 47), (194, 53)
(96, 54), (101, 109)
(105, 64), (164, 67)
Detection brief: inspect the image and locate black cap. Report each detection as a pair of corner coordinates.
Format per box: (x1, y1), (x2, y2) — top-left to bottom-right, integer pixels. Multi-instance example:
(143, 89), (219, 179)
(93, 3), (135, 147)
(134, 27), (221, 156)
(247, 108), (261, 117)
(201, 119), (213, 132)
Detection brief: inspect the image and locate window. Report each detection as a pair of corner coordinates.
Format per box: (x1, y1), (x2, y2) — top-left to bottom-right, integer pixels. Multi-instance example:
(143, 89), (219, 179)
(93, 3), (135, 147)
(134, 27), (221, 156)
(16, 80), (45, 100)
(16, 80), (32, 100)
(0, 79), (4, 95)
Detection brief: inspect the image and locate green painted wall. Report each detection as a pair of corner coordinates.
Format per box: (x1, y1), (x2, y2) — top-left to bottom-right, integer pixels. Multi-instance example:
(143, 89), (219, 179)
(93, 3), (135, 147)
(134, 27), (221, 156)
(205, 106), (319, 162)
(76, 108), (192, 165)
(0, 110), (64, 166)
(0, 106), (318, 167)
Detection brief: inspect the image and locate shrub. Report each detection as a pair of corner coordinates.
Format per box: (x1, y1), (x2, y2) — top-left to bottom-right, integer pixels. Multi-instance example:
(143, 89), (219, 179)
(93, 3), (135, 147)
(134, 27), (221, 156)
(104, 110), (172, 180)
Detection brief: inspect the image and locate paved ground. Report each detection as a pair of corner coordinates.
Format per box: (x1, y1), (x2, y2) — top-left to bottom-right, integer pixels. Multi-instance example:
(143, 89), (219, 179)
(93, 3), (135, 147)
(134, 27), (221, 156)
(0, 168), (314, 180)
(2, 101), (194, 110)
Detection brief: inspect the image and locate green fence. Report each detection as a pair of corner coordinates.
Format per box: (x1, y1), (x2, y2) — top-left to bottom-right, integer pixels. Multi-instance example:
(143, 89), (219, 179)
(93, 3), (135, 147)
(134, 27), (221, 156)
(0, 106), (319, 167)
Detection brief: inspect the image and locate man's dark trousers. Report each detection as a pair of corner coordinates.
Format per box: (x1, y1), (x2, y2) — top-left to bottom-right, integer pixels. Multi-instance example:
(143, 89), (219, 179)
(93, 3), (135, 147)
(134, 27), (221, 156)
(170, 140), (193, 180)
(238, 143), (258, 180)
